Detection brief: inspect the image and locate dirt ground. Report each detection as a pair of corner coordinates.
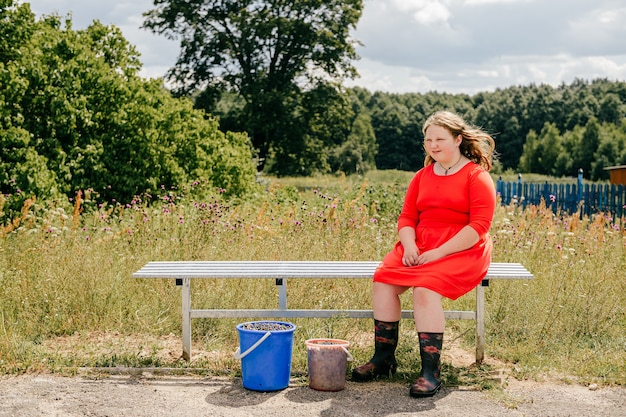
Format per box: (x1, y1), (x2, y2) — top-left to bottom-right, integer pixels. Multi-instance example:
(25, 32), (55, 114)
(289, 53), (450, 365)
(1, 334), (623, 417)
(1, 372), (624, 417)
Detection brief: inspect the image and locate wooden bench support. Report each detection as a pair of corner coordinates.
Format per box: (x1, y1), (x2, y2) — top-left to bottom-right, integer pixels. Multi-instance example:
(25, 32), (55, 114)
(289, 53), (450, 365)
(133, 261), (533, 363)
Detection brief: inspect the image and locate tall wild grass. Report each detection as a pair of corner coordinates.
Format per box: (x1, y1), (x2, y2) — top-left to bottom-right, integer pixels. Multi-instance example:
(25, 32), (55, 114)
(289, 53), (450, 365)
(0, 172), (624, 387)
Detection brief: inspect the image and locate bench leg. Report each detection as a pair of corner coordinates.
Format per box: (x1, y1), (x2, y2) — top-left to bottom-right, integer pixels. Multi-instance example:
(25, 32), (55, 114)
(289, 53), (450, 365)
(475, 284), (485, 364)
(181, 278), (192, 361)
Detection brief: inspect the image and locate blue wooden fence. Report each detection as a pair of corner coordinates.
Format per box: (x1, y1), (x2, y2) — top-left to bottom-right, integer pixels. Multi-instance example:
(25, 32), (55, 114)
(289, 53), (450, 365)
(496, 171), (625, 218)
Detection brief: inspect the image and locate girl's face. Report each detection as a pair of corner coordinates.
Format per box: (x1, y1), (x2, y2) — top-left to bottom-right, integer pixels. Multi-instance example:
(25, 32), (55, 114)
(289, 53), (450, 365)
(423, 125), (461, 165)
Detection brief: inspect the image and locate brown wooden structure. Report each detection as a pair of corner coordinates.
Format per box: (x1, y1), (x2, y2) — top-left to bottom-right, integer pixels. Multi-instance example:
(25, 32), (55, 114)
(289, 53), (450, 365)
(604, 165), (626, 185)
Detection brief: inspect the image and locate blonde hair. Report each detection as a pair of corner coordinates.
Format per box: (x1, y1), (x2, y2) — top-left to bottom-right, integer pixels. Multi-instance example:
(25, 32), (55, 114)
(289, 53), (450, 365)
(422, 111), (495, 171)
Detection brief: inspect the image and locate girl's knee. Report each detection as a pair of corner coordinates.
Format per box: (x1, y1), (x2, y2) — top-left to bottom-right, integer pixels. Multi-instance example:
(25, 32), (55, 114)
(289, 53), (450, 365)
(374, 282), (409, 296)
(412, 287), (442, 306)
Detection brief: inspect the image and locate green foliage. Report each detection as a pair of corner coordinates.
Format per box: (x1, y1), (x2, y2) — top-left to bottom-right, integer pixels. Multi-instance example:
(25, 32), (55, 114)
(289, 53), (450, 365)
(518, 117), (626, 180)
(370, 93), (424, 171)
(329, 112), (377, 174)
(350, 79), (626, 176)
(0, 3), (258, 223)
(0, 0), (35, 63)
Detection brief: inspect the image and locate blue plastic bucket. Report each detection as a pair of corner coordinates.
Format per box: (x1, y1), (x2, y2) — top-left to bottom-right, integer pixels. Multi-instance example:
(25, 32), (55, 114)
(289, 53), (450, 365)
(235, 321), (296, 391)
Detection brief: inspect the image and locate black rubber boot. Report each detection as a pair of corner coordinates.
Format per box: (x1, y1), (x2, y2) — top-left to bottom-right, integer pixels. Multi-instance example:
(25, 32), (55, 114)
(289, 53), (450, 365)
(352, 319), (399, 382)
(409, 332), (443, 398)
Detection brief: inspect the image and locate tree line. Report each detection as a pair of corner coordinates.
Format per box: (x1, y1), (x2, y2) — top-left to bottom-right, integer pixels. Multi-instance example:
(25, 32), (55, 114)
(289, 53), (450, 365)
(353, 80), (626, 180)
(2, 0), (626, 223)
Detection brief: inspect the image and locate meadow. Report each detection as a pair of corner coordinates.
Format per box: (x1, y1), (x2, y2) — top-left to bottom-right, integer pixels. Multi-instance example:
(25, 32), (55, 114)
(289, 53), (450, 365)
(0, 170), (624, 388)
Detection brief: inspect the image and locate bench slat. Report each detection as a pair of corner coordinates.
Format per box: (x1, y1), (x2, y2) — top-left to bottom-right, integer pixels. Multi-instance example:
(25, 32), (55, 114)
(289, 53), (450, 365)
(133, 261), (533, 280)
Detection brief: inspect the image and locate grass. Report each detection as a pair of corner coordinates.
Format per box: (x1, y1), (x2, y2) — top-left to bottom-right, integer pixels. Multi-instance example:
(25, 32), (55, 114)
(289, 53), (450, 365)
(0, 173), (624, 389)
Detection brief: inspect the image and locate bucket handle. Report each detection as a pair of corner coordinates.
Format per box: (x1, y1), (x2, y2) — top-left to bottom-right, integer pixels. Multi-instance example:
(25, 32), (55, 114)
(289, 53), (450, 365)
(234, 331), (272, 360)
(342, 346), (353, 362)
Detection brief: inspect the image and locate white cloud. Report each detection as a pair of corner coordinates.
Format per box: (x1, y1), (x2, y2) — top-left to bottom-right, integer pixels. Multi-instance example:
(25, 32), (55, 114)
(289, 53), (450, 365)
(413, 2), (451, 25)
(25, 0), (626, 94)
(388, 0), (452, 25)
(465, 0), (531, 4)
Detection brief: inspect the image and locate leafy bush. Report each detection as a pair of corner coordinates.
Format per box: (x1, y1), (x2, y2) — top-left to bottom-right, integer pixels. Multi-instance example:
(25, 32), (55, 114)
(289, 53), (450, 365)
(0, 3), (258, 224)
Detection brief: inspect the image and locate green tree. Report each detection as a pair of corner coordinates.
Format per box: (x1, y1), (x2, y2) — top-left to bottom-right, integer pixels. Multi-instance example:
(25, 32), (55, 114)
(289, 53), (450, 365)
(370, 95), (420, 171)
(577, 118), (601, 178)
(143, 0), (363, 173)
(0, 0), (34, 63)
(598, 93), (623, 125)
(329, 112), (377, 174)
(1, 4), (257, 218)
(518, 123), (563, 175)
(518, 130), (540, 173)
(474, 89), (526, 170)
(538, 123), (565, 176)
(591, 140), (616, 181)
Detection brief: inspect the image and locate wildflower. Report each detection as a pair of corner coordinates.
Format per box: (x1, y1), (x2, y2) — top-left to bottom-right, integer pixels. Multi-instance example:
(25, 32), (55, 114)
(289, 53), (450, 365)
(557, 244), (562, 250)
(549, 194), (556, 203)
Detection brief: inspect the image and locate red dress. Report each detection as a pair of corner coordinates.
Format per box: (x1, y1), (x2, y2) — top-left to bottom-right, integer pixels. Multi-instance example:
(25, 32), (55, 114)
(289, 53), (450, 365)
(373, 162), (496, 300)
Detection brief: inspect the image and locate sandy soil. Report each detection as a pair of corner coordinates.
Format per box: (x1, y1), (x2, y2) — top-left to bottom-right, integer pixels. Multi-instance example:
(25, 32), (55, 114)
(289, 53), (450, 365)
(1, 333), (623, 416)
(1, 372), (624, 417)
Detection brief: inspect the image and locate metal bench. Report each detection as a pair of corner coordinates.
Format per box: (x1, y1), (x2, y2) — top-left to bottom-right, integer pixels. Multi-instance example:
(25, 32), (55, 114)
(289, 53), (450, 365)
(133, 261), (533, 363)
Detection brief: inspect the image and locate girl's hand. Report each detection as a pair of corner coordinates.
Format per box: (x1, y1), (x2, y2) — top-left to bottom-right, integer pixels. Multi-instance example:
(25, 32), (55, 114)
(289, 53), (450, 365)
(416, 248), (444, 265)
(402, 246), (420, 266)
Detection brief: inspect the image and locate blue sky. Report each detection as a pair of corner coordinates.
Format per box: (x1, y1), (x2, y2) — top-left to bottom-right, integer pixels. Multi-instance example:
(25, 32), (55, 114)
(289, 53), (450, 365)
(24, 0), (626, 94)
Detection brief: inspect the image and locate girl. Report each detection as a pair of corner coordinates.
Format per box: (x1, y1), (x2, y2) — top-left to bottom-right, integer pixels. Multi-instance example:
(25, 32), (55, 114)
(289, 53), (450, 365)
(352, 110), (497, 398)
